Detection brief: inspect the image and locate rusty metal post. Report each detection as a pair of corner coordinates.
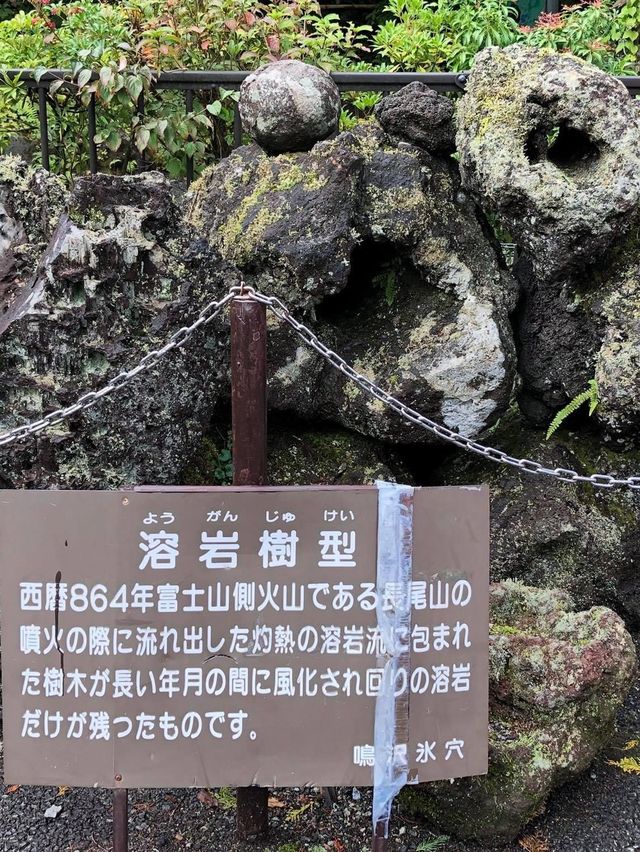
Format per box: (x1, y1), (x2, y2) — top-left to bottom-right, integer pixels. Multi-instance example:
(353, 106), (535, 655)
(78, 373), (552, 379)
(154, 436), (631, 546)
(231, 295), (267, 487)
(113, 788), (128, 852)
(372, 821), (388, 852)
(231, 294), (269, 838)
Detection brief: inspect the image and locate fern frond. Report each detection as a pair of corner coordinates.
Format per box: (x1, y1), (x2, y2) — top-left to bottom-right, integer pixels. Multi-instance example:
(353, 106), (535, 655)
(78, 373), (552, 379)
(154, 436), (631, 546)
(546, 379), (600, 440)
(285, 801), (314, 822)
(607, 756), (640, 774)
(417, 837), (449, 851)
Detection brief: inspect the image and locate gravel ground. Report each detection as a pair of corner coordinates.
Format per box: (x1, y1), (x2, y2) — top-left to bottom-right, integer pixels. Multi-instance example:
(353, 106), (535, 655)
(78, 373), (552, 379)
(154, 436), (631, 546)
(1, 668), (638, 852)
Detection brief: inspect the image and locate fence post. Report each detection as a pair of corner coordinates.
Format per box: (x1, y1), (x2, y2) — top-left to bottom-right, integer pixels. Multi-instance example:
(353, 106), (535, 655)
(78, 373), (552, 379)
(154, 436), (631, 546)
(372, 822), (387, 852)
(113, 788), (128, 852)
(230, 293), (270, 838)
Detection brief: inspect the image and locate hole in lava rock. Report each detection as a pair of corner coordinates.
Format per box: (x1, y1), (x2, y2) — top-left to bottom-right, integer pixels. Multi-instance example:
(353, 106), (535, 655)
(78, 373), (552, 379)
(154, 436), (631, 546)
(525, 122), (599, 171)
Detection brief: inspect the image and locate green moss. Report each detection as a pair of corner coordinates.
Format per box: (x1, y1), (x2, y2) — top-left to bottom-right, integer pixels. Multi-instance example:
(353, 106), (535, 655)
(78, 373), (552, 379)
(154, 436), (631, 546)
(180, 435), (232, 486)
(190, 150), (329, 266)
(490, 623), (521, 636)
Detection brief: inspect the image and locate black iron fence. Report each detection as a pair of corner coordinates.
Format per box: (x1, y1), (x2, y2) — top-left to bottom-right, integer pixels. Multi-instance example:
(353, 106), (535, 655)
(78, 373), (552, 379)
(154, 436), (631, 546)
(5, 68), (640, 184)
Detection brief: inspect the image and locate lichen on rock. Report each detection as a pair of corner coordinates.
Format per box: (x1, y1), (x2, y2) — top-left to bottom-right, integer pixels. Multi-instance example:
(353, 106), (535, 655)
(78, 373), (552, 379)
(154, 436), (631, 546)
(239, 60), (341, 154)
(457, 45), (640, 278)
(401, 580), (637, 844)
(0, 168), (239, 488)
(190, 122), (518, 444)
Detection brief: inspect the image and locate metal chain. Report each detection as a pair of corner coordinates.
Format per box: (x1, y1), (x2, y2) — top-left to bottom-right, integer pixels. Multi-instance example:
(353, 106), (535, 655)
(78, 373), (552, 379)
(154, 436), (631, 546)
(1, 282), (640, 491)
(0, 288), (237, 448)
(248, 289), (640, 492)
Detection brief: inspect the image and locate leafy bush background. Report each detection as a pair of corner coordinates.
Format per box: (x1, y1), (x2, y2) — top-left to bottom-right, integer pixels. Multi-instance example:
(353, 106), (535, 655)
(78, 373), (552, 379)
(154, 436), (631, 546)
(0, 0), (637, 178)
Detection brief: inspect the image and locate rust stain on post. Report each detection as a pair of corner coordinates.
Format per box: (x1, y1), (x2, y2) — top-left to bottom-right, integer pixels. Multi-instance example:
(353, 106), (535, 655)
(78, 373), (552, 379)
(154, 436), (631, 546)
(231, 298), (267, 487)
(372, 821), (388, 851)
(113, 788), (128, 852)
(231, 295), (270, 838)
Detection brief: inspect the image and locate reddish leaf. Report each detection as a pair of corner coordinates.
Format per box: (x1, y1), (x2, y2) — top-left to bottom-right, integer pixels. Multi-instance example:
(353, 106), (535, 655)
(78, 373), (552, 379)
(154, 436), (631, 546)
(266, 33), (280, 55)
(243, 11), (256, 25)
(268, 796), (286, 808)
(5, 784), (20, 794)
(197, 789), (217, 807)
(224, 18), (238, 30)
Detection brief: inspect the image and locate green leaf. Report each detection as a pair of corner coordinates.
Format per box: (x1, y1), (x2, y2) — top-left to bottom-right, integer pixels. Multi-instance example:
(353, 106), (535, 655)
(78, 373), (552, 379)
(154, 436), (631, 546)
(206, 100), (222, 116)
(99, 67), (113, 88)
(135, 127), (150, 152)
(105, 130), (121, 152)
(49, 79), (65, 95)
(546, 379), (599, 440)
(416, 838), (449, 852)
(126, 75), (143, 102)
(166, 156), (184, 178)
(77, 68), (92, 89)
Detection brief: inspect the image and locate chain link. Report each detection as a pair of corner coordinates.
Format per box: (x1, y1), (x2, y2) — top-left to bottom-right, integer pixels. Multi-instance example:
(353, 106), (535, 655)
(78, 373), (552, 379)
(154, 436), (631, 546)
(248, 289), (640, 492)
(0, 289), (237, 448)
(1, 283), (639, 491)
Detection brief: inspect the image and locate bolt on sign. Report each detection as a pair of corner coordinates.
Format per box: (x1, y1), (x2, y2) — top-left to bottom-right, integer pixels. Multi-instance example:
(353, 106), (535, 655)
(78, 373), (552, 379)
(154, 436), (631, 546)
(0, 485), (489, 789)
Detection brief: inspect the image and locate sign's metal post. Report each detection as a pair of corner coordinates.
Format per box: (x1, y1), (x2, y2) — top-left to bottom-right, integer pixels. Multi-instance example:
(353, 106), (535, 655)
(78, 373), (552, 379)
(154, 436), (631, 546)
(372, 821), (387, 852)
(113, 788), (129, 852)
(230, 292), (270, 839)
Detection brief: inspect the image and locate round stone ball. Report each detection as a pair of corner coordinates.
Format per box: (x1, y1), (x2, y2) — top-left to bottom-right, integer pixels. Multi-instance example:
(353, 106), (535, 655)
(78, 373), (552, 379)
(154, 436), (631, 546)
(239, 60), (341, 154)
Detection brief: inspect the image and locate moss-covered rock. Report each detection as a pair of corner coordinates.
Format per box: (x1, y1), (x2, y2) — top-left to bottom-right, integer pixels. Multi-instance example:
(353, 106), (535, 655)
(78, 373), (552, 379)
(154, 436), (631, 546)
(457, 45), (640, 278)
(401, 580), (637, 845)
(457, 47), (640, 439)
(0, 156), (65, 324)
(182, 421), (412, 487)
(187, 139), (360, 307)
(193, 123), (517, 445)
(435, 411), (640, 622)
(0, 171), (239, 488)
(267, 421), (412, 485)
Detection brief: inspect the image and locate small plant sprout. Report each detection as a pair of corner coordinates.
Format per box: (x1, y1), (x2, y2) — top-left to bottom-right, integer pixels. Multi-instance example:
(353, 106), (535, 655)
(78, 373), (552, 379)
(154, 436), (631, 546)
(546, 378), (599, 439)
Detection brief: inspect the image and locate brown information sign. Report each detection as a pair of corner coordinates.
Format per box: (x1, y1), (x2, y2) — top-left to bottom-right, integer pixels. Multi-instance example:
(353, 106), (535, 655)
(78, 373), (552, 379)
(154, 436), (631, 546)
(0, 485), (489, 789)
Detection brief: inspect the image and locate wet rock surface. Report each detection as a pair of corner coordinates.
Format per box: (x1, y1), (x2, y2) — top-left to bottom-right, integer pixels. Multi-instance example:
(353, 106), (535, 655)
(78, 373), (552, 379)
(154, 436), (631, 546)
(0, 169), (238, 488)
(187, 139), (362, 306)
(191, 123), (518, 444)
(402, 581), (637, 845)
(266, 419), (413, 485)
(435, 412), (640, 621)
(239, 60), (341, 154)
(456, 47), (640, 442)
(375, 82), (456, 153)
(0, 156), (65, 323)
(457, 45), (640, 279)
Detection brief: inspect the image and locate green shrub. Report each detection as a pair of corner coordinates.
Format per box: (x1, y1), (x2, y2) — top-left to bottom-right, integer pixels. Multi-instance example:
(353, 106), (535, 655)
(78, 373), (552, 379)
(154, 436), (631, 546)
(372, 0), (635, 74)
(0, 0), (636, 179)
(0, 0), (371, 177)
